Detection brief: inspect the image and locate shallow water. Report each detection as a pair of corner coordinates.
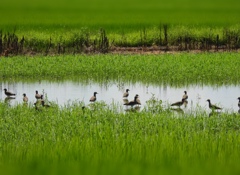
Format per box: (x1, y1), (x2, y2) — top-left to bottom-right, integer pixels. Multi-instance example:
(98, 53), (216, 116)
(1, 80), (240, 114)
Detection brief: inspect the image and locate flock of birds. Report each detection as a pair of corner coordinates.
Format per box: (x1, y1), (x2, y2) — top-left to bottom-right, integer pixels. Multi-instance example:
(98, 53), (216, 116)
(170, 91), (224, 111)
(122, 89), (229, 111)
(4, 88), (50, 108)
(3, 88), (99, 108)
(123, 89), (141, 107)
(2, 88), (240, 112)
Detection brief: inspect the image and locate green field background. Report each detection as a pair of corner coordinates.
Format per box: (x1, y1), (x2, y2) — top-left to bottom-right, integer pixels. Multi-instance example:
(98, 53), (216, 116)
(0, 0), (239, 31)
(0, 0), (239, 47)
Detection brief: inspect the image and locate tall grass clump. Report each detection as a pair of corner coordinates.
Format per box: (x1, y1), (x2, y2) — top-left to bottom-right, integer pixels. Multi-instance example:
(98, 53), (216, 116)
(0, 25), (239, 56)
(0, 102), (240, 175)
(0, 53), (239, 85)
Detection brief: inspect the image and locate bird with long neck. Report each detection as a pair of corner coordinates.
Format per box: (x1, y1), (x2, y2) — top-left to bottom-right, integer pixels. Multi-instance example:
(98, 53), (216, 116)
(90, 92), (98, 102)
(123, 89), (130, 98)
(124, 94), (141, 107)
(4, 88), (16, 97)
(136, 95), (141, 105)
(171, 99), (185, 108)
(182, 91), (188, 101)
(23, 93), (28, 103)
(35, 90), (41, 99)
(206, 99), (222, 110)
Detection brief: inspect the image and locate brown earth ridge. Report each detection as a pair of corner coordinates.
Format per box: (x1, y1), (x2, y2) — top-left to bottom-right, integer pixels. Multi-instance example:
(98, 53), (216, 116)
(1, 46), (239, 57)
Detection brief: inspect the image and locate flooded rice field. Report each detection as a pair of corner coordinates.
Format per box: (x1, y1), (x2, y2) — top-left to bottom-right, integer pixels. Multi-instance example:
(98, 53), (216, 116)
(1, 80), (240, 114)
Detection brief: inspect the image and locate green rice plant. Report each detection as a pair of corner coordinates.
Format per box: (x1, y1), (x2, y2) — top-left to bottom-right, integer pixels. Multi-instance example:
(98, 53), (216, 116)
(144, 93), (164, 113)
(0, 53), (239, 86)
(1, 0), (240, 55)
(0, 102), (240, 175)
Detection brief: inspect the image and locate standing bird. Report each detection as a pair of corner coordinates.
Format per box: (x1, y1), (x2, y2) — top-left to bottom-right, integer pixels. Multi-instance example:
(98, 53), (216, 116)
(171, 99), (185, 108)
(34, 94), (43, 106)
(4, 88), (16, 97)
(40, 95), (50, 107)
(206, 99), (222, 110)
(182, 91), (188, 101)
(23, 93), (28, 103)
(123, 89), (130, 98)
(90, 92), (98, 102)
(124, 94), (141, 107)
(238, 97), (240, 108)
(35, 90), (41, 99)
(136, 95), (141, 105)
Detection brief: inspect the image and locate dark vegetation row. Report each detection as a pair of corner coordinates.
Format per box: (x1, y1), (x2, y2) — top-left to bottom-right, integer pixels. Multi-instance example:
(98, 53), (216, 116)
(0, 25), (239, 56)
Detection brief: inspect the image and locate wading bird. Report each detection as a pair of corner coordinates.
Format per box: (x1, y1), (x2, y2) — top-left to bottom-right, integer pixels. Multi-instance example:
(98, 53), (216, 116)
(182, 91), (188, 101)
(171, 99), (185, 108)
(124, 94), (141, 107)
(90, 92), (98, 102)
(4, 88), (16, 97)
(35, 90), (42, 99)
(23, 93), (28, 103)
(206, 99), (222, 110)
(123, 89), (130, 98)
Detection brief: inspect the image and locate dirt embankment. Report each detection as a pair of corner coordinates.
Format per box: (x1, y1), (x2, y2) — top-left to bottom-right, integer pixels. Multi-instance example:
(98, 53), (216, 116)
(1, 43), (239, 57)
(109, 46), (239, 55)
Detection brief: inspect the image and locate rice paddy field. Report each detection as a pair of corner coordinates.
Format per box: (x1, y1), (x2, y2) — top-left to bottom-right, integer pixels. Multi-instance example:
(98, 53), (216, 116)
(0, 0), (240, 54)
(1, 53), (240, 175)
(0, 101), (240, 175)
(2, 0), (240, 26)
(1, 0), (240, 174)
(0, 53), (239, 85)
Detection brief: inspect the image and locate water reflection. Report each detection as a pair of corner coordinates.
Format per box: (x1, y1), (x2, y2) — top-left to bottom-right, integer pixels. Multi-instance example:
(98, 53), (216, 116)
(183, 101), (188, 108)
(4, 97), (15, 106)
(209, 111), (222, 117)
(124, 105), (141, 112)
(122, 98), (129, 105)
(1, 80), (240, 113)
(170, 108), (184, 115)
